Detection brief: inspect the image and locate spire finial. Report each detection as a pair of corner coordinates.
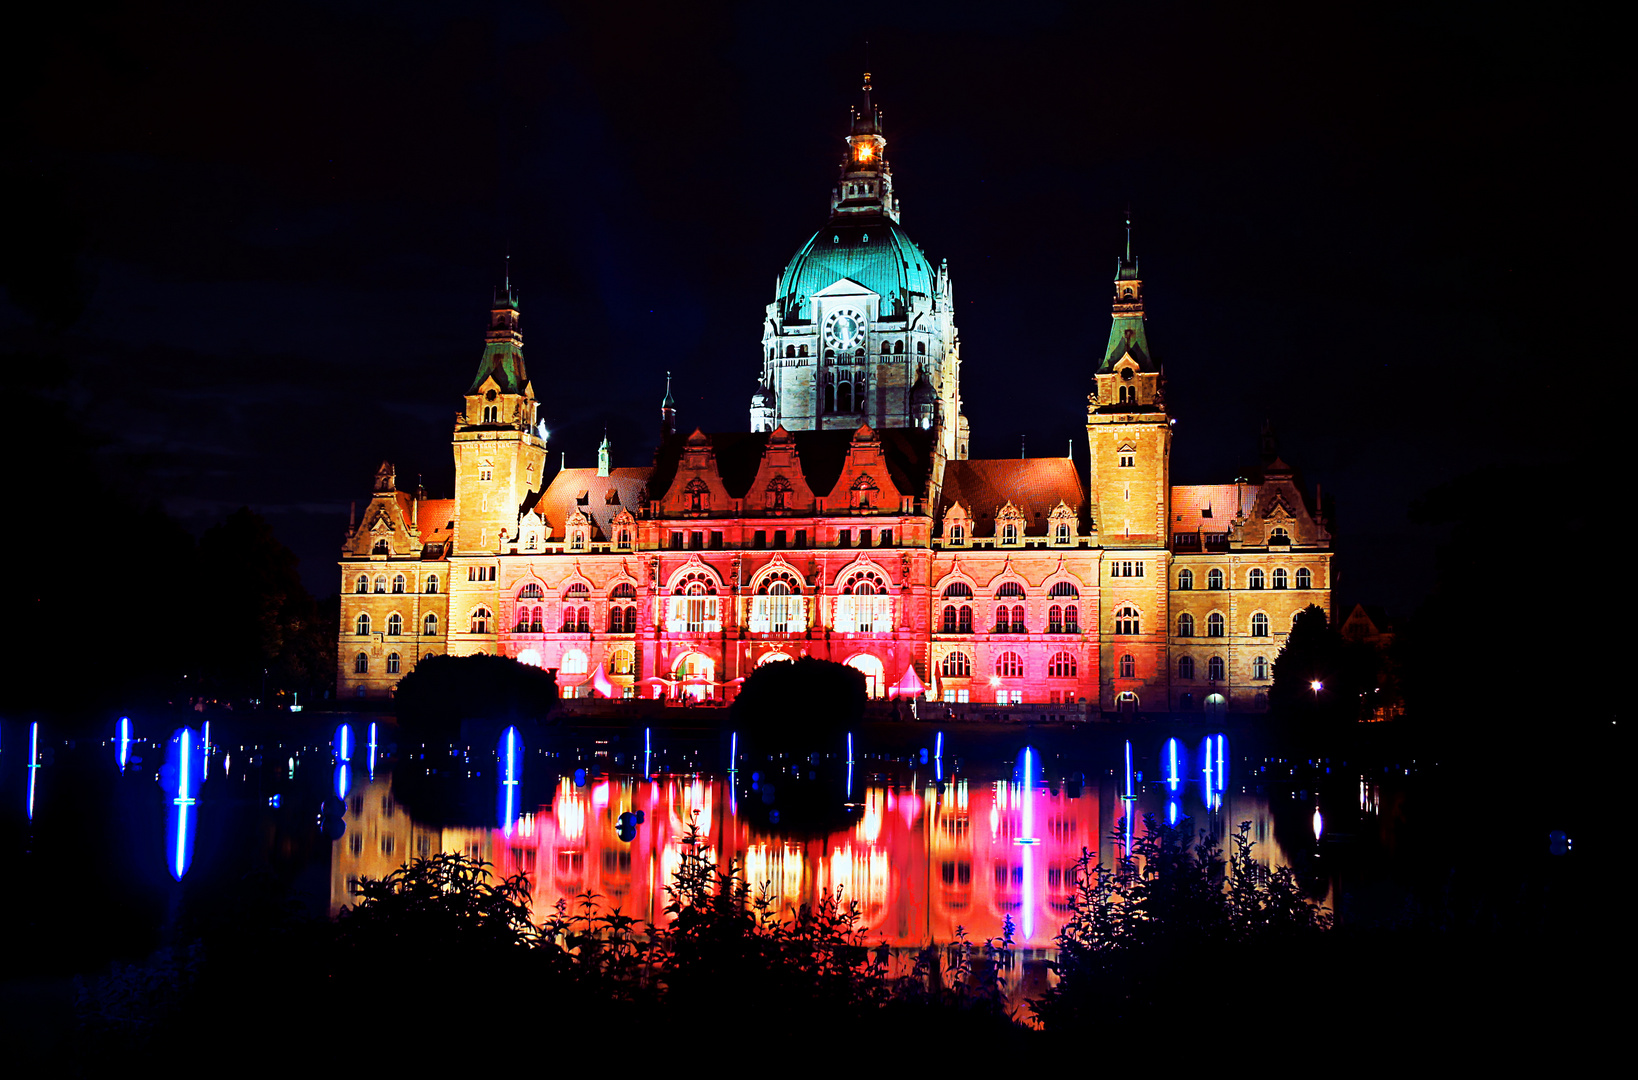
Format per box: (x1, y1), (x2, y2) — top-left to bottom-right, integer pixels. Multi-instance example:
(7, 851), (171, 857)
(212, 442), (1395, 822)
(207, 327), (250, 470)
(1125, 206), (1132, 261)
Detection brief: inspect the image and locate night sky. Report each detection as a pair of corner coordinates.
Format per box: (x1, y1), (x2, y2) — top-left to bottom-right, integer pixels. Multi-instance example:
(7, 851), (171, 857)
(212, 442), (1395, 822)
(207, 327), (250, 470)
(3, 1), (1619, 615)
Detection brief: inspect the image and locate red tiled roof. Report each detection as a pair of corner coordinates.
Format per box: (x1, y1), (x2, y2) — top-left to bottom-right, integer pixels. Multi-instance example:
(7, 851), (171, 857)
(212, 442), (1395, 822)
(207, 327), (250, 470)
(530, 467), (653, 539)
(1170, 484), (1255, 533)
(939, 458), (1086, 536)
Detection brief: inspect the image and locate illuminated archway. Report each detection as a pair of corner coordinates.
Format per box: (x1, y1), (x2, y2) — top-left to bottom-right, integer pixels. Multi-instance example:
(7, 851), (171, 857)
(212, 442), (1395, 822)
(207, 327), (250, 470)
(516, 649), (542, 668)
(1204, 693), (1227, 717)
(673, 651), (715, 701)
(757, 650), (795, 667)
(846, 653), (886, 699)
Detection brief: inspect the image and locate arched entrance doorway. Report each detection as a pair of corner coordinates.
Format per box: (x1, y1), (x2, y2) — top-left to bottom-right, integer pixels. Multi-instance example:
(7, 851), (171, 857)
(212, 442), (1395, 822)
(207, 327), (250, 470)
(1115, 691), (1139, 717)
(1204, 693), (1227, 717)
(673, 651), (715, 701)
(846, 654), (886, 699)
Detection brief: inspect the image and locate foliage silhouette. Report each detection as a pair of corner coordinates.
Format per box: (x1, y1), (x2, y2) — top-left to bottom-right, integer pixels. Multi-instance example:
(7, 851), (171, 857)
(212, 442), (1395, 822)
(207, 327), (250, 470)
(392, 652), (560, 739)
(728, 655), (865, 748)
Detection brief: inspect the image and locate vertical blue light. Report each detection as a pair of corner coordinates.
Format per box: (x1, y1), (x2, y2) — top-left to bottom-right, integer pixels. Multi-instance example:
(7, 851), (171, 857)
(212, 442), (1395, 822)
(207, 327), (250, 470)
(1202, 737), (1214, 798)
(498, 725), (522, 834)
(643, 727), (651, 780)
(368, 721), (379, 780)
(729, 731), (737, 773)
(164, 727), (202, 881)
(1167, 798), (1179, 827)
(934, 731), (943, 782)
(847, 731), (854, 765)
(27, 722), (40, 820)
(1124, 739), (1133, 801)
(1165, 737), (1180, 793)
(1215, 733), (1227, 793)
(334, 723), (353, 764)
(117, 716), (132, 774)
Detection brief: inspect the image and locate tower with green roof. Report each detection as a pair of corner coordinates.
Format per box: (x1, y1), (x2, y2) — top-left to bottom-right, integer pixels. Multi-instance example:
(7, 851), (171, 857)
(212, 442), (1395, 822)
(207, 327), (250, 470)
(754, 75), (967, 460)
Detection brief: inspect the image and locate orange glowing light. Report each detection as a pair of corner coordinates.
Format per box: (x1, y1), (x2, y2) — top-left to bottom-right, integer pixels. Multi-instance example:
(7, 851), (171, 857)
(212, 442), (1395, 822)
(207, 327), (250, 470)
(856, 143), (874, 161)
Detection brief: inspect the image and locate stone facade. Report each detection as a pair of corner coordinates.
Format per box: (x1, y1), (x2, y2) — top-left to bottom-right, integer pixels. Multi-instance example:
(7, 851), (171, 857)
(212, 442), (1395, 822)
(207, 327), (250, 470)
(336, 81), (1333, 715)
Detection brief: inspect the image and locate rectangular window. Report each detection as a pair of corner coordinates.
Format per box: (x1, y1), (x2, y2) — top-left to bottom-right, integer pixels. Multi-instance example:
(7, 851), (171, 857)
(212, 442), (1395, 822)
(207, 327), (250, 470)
(690, 531), (704, 550)
(839, 529), (852, 548)
(794, 529), (807, 548)
(753, 530), (767, 549)
(670, 532), (683, 550)
(860, 529), (872, 547)
(774, 529), (786, 549)
(710, 531), (723, 550)
(880, 529), (892, 547)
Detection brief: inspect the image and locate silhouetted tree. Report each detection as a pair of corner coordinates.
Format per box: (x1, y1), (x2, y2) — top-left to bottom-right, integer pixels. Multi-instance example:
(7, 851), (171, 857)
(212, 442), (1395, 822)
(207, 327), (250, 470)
(1269, 603), (1376, 727)
(728, 656), (865, 749)
(392, 653), (559, 740)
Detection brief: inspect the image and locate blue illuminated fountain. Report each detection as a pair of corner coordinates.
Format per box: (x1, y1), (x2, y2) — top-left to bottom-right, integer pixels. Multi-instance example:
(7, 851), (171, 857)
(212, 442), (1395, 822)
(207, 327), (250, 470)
(116, 716), (133, 774)
(159, 727), (205, 880)
(1013, 745), (1040, 943)
(1201, 732), (1228, 811)
(27, 721), (41, 820)
(497, 725), (523, 833)
(367, 721), (379, 780)
(332, 723), (354, 803)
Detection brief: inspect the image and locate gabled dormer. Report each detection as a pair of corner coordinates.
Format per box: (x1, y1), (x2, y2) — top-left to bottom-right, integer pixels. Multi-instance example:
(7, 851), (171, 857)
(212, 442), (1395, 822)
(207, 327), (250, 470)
(659, 429), (732, 518)
(828, 423), (903, 514)
(747, 426), (817, 515)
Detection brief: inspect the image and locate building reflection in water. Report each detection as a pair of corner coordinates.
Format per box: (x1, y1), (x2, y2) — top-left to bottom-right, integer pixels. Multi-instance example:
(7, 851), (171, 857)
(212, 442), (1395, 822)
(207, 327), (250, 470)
(333, 760), (1304, 962)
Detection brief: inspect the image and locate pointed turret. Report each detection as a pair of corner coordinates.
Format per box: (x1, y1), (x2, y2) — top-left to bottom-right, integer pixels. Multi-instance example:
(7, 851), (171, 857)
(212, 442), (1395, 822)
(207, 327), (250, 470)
(597, 431), (611, 477)
(1101, 214), (1150, 372)
(660, 371), (677, 440)
(829, 72), (899, 223)
(468, 278), (529, 395)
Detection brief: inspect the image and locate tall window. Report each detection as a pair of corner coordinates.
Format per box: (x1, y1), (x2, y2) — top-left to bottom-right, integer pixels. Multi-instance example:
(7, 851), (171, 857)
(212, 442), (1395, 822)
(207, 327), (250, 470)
(1001, 523), (1018, 544)
(386, 652), (400, 675)
(1049, 605), (1065, 633)
(355, 613), (371, 636)
(392, 574), (406, 594)
(1207, 568), (1224, 590)
(1064, 605), (1079, 632)
(423, 613), (438, 635)
(1207, 655), (1225, 681)
(354, 652), (368, 674)
(471, 607), (492, 634)
(1252, 655), (1269, 680)
(996, 652), (1023, 678)
(1272, 568), (1289, 589)
(1251, 612), (1270, 637)
(617, 529), (632, 551)
(948, 525), (965, 546)
(1178, 568), (1194, 590)
(386, 613), (402, 636)
(373, 576), (387, 594)
(1048, 652), (1076, 678)
(1177, 613), (1195, 637)
(1114, 604), (1140, 635)
(751, 572), (803, 634)
(837, 569), (892, 633)
(611, 649), (635, 676)
(942, 605), (960, 633)
(1206, 612), (1225, 637)
(1118, 654), (1136, 678)
(355, 575), (368, 594)
(425, 574), (439, 594)
(1178, 656), (1195, 680)
(1248, 568), (1265, 590)
(670, 571), (720, 634)
(1296, 567), (1313, 589)
(1055, 524), (1071, 545)
(940, 652), (972, 678)
(561, 649), (589, 675)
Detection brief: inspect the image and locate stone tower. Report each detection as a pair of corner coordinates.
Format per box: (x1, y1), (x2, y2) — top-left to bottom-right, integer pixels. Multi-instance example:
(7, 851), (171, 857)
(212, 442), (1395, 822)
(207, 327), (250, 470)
(1086, 223), (1171, 547)
(451, 282), (548, 555)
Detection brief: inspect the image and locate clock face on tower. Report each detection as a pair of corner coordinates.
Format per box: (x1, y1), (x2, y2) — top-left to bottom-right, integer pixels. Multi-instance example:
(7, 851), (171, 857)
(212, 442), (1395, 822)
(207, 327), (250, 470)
(824, 308), (865, 352)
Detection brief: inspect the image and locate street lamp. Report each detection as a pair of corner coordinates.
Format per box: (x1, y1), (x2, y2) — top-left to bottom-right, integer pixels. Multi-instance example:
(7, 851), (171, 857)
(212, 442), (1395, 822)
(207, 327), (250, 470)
(1310, 679), (1323, 706)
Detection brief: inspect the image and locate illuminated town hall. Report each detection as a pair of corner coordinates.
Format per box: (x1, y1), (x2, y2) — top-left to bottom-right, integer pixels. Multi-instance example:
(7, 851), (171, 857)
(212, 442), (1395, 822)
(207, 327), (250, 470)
(337, 80), (1333, 715)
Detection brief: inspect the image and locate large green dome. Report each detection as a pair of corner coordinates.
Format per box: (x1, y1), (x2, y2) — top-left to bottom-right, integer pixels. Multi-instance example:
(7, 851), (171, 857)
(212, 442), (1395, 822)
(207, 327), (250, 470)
(776, 216), (935, 322)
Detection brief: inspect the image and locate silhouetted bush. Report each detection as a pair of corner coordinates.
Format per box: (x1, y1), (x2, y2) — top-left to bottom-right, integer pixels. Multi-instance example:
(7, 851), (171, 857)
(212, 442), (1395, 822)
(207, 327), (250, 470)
(392, 653), (559, 740)
(729, 656), (865, 748)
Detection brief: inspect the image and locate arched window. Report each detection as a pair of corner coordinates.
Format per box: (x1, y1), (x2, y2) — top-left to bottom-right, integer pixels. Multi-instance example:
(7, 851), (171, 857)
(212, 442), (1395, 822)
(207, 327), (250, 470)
(519, 583), (544, 600)
(996, 652), (1023, 678)
(392, 574), (406, 594)
(1178, 568), (1194, 590)
(958, 605), (973, 633)
(943, 581), (973, 599)
(880, 340), (891, 354)
(1296, 567), (1313, 589)
(354, 575), (368, 594)
(610, 648), (635, 675)
(612, 583), (637, 600)
(1049, 581), (1080, 599)
(837, 382), (853, 413)
(1206, 612), (1225, 637)
(917, 341), (926, 355)
(948, 525), (965, 545)
(838, 567), (891, 632)
(423, 613), (438, 636)
(470, 607), (492, 634)
(1118, 654), (1136, 678)
(1207, 568), (1224, 590)
(353, 652), (369, 674)
(940, 652), (972, 678)
(785, 345), (795, 358)
(1269, 527), (1289, 544)
(1055, 524), (1071, 545)
(617, 529), (632, 550)
(941, 605), (959, 633)
(1178, 656), (1195, 680)
(565, 583), (590, 600)
(373, 539), (389, 555)
(1064, 605), (1079, 632)
(1048, 652), (1076, 678)
(1048, 605), (1064, 633)
(684, 478), (709, 512)
(1252, 655), (1269, 680)
(1114, 605), (1140, 635)
(1207, 656), (1226, 681)
(425, 574), (439, 594)
(1251, 612), (1270, 637)
(1248, 568), (1265, 590)
(1001, 522), (1018, 544)
(386, 613), (402, 637)
(1177, 613), (1195, 637)
(997, 581), (1025, 599)
(799, 344), (809, 357)
(373, 576), (387, 594)
(1118, 385), (1134, 404)
(386, 652), (400, 675)
(559, 648), (588, 675)
(994, 605), (1012, 633)
(1272, 568), (1289, 589)
(355, 613), (371, 636)
(1012, 604), (1025, 631)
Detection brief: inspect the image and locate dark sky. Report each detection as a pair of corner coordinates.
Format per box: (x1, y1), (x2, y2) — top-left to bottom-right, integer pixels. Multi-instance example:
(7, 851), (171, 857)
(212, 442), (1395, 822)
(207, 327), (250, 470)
(3, 0), (1620, 615)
